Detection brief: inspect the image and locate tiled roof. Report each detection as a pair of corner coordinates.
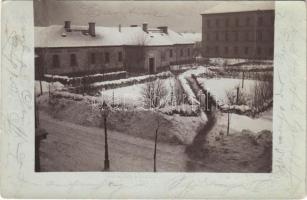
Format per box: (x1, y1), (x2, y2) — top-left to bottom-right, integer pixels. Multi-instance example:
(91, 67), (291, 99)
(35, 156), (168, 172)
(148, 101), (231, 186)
(35, 25), (194, 48)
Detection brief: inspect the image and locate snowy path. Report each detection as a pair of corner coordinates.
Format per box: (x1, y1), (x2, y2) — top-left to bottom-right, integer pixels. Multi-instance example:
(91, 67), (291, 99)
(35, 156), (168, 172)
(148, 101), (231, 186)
(39, 112), (190, 172)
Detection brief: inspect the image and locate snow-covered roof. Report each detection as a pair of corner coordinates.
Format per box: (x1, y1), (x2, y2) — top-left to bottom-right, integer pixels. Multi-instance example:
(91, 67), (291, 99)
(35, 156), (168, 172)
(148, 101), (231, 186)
(180, 33), (202, 43)
(35, 25), (194, 48)
(202, 1), (274, 15)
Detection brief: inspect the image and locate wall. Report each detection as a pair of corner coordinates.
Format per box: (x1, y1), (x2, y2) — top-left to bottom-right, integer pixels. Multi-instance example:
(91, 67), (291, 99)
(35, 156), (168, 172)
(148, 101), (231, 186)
(36, 46), (125, 76)
(201, 10), (274, 60)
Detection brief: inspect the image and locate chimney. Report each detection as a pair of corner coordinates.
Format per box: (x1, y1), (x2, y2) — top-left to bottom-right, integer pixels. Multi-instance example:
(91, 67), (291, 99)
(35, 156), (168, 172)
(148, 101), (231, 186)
(64, 21), (71, 32)
(88, 22), (96, 37)
(157, 26), (168, 34)
(119, 24), (121, 32)
(130, 25), (138, 27)
(142, 23), (148, 32)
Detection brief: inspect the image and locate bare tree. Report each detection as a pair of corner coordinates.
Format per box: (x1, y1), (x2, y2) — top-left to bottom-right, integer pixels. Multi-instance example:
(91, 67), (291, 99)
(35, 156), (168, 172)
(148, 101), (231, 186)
(141, 79), (168, 108)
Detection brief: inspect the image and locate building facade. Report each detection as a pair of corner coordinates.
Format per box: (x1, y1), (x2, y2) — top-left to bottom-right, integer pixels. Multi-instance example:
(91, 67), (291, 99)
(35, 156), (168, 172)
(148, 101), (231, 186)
(35, 22), (195, 77)
(201, 9), (274, 60)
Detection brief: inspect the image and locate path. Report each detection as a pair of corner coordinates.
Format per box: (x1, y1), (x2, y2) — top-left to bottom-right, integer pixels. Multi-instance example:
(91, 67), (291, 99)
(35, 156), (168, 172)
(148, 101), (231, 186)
(39, 112), (189, 172)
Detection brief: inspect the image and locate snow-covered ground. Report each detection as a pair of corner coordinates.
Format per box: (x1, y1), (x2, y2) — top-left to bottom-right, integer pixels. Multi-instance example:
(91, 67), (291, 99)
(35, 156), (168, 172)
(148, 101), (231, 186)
(100, 77), (176, 107)
(196, 77), (257, 105)
(219, 109), (273, 133)
(35, 81), (64, 95)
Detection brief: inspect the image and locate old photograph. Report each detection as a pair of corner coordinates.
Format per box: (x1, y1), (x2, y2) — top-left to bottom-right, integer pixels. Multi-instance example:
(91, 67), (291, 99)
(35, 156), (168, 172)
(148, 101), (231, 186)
(34, 0), (274, 172)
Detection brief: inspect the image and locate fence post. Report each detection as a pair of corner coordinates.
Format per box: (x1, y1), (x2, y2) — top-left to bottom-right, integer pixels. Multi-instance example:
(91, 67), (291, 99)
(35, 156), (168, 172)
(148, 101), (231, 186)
(227, 111), (230, 136)
(236, 87), (239, 104)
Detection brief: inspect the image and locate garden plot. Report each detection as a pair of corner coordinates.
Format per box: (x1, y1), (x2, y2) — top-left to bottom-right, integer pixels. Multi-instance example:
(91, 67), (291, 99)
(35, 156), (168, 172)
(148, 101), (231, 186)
(197, 77), (256, 105)
(100, 77), (176, 107)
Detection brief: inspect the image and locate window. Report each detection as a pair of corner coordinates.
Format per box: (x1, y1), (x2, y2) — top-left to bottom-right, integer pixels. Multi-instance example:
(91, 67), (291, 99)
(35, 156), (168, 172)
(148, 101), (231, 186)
(169, 49), (173, 57)
(90, 53), (96, 64)
(161, 51), (166, 61)
(215, 31), (219, 41)
(207, 33), (210, 41)
(235, 18), (239, 27)
(234, 31), (238, 41)
(52, 55), (60, 68)
(187, 48), (190, 56)
(257, 30), (262, 41)
(207, 20), (211, 28)
(234, 46), (238, 54)
(70, 54), (77, 66)
(258, 16), (263, 26)
(118, 51), (122, 62)
(105, 52), (110, 63)
(215, 19), (219, 27)
(269, 47), (273, 56)
(215, 46), (219, 54)
(224, 46), (228, 54)
(244, 47), (249, 55)
(225, 18), (229, 27)
(271, 16), (274, 25)
(206, 47), (210, 54)
(246, 17), (250, 26)
(257, 47), (262, 55)
(180, 49), (183, 56)
(225, 31), (228, 41)
(245, 31), (249, 41)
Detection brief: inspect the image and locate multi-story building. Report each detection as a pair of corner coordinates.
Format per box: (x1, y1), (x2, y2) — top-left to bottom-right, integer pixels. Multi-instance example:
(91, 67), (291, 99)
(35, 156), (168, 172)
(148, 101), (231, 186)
(201, 5), (274, 60)
(35, 21), (195, 77)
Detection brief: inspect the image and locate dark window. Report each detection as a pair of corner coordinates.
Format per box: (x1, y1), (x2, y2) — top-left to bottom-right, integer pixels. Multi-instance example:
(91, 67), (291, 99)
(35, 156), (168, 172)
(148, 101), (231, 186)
(235, 18), (239, 27)
(207, 20), (211, 28)
(245, 31), (249, 41)
(246, 17), (250, 26)
(225, 18), (229, 27)
(207, 33), (210, 41)
(215, 19), (219, 27)
(118, 51), (122, 62)
(234, 31), (238, 41)
(180, 49), (183, 56)
(169, 49), (173, 57)
(224, 46), (228, 54)
(187, 48), (190, 56)
(244, 47), (249, 55)
(105, 52), (110, 63)
(271, 16), (274, 25)
(258, 16), (263, 26)
(215, 31), (219, 41)
(269, 47), (273, 56)
(257, 30), (262, 41)
(70, 54), (77, 66)
(225, 31), (228, 41)
(206, 47), (210, 54)
(215, 46), (219, 54)
(234, 46), (238, 54)
(52, 54), (60, 68)
(161, 51), (166, 61)
(90, 53), (96, 64)
(257, 47), (262, 55)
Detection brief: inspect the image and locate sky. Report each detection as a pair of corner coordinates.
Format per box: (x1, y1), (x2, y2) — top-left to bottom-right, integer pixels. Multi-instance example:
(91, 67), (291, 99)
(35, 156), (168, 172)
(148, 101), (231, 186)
(34, 0), (274, 33)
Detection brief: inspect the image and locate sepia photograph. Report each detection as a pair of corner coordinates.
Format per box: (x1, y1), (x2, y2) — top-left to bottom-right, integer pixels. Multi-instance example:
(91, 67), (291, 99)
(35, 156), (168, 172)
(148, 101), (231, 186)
(34, 0), (274, 173)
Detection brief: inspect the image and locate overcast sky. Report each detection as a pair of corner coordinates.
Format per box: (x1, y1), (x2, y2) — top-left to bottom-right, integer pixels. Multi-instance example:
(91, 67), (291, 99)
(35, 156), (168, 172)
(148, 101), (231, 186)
(34, 0), (273, 32)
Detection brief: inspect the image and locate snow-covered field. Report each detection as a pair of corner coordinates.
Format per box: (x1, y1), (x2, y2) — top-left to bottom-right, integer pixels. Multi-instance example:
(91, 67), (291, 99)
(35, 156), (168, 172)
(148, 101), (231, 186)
(196, 77), (257, 105)
(35, 81), (64, 95)
(101, 77), (176, 107)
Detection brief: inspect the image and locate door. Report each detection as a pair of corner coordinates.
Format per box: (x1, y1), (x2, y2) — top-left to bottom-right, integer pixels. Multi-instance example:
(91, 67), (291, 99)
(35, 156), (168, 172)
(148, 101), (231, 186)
(149, 57), (155, 74)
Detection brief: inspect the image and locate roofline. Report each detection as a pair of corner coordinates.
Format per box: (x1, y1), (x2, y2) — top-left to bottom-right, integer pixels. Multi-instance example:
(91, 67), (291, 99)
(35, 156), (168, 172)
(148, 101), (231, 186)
(35, 43), (194, 49)
(201, 9), (274, 16)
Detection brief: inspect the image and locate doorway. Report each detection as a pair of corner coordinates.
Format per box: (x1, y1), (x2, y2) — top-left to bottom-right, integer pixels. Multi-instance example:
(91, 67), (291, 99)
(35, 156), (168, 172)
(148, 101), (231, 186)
(149, 57), (155, 74)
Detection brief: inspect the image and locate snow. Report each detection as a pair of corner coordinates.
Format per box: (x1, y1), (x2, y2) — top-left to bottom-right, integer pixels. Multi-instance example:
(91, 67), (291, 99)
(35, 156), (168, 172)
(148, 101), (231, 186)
(35, 81), (64, 94)
(178, 66), (209, 105)
(196, 77), (256, 105)
(35, 25), (194, 48)
(91, 71), (172, 89)
(209, 57), (273, 67)
(219, 109), (272, 133)
(44, 71), (127, 82)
